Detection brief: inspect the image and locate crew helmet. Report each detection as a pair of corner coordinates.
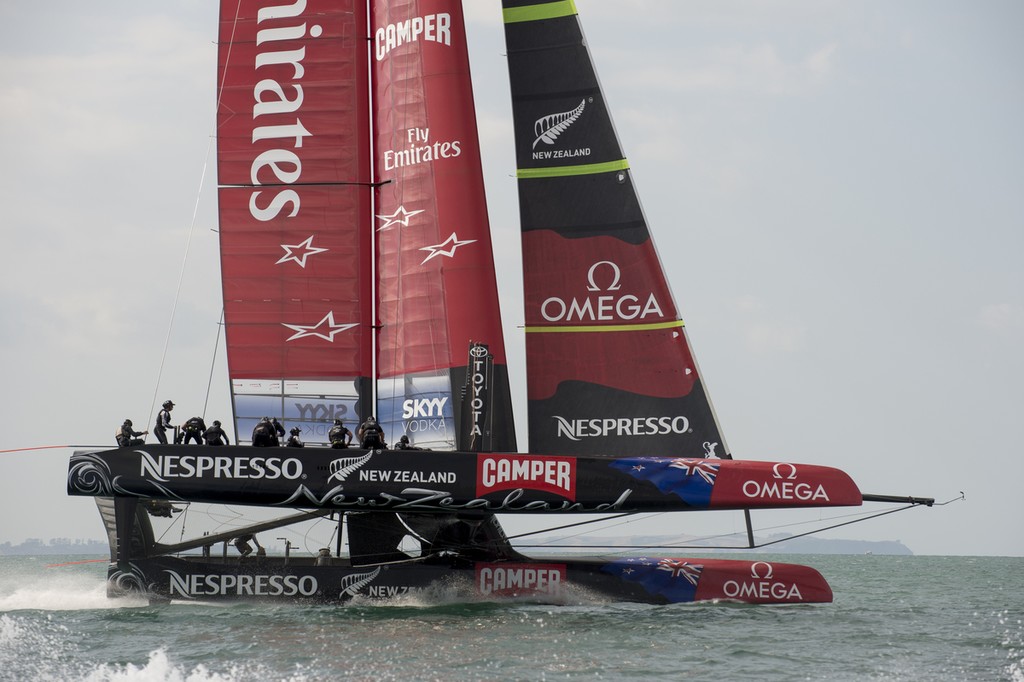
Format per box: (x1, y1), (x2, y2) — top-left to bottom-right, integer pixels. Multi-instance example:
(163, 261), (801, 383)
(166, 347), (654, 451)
(290, 427), (302, 435)
(162, 400), (175, 409)
(124, 419), (133, 427)
(213, 420), (221, 427)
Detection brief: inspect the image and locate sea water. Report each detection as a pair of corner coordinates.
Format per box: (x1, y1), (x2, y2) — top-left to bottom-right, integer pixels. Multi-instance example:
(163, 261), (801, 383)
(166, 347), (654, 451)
(0, 554), (1020, 681)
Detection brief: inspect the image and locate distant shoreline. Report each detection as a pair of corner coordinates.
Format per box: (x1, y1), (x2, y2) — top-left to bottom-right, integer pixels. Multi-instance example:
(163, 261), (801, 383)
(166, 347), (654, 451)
(0, 539), (108, 556)
(0, 535), (914, 557)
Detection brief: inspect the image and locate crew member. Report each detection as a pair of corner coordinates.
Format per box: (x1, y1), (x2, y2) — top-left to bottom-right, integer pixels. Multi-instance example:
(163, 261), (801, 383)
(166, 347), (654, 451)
(252, 417), (274, 447)
(181, 416), (207, 445)
(269, 417), (285, 445)
(286, 426), (305, 448)
(328, 419), (352, 449)
(203, 420), (230, 446)
(154, 400), (175, 444)
(233, 533), (263, 558)
(394, 435), (423, 451)
(358, 416), (386, 449)
(116, 419), (148, 447)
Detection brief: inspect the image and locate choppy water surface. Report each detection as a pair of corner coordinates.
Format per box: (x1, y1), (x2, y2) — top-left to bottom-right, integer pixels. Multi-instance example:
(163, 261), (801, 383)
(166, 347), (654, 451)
(0, 554), (1021, 681)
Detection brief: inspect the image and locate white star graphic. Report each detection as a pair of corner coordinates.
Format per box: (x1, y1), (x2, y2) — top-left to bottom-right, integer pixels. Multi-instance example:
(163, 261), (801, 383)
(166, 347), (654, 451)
(376, 205), (425, 231)
(282, 311), (357, 342)
(277, 235), (328, 268)
(419, 232), (477, 264)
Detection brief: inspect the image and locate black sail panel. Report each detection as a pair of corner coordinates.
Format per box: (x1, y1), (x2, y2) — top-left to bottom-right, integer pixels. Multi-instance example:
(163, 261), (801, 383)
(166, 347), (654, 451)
(502, 1), (730, 458)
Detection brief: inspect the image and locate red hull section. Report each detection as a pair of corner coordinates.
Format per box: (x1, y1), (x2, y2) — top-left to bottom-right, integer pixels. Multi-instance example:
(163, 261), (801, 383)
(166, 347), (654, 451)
(709, 460), (862, 508)
(604, 557), (833, 604)
(694, 559), (834, 603)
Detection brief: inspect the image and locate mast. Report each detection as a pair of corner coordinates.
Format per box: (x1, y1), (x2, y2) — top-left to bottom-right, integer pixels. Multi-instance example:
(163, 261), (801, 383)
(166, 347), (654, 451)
(502, 1), (730, 458)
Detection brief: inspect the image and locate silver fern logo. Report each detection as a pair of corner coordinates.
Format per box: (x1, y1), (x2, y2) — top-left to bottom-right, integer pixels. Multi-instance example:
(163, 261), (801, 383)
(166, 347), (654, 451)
(328, 452), (374, 483)
(340, 566), (382, 598)
(532, 99), (586, 149)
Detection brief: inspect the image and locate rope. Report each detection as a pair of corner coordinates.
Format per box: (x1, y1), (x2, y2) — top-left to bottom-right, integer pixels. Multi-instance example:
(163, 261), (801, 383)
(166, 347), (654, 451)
(0, 445), (71, 454)
(202, 309), (225, 420)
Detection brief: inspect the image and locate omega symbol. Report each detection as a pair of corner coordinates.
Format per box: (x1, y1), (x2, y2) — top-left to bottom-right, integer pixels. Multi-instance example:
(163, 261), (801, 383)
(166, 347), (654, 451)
(586, 261), (621, 292)
(772, 462), (798, 480)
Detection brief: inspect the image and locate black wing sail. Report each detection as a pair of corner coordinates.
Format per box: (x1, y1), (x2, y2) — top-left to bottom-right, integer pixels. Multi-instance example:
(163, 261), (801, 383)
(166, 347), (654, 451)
(502, 1), (729, 458)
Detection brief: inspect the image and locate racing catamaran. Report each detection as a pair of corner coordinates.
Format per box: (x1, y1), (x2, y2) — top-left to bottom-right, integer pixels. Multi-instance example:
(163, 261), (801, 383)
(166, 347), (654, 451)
(67, 0), (932, 605)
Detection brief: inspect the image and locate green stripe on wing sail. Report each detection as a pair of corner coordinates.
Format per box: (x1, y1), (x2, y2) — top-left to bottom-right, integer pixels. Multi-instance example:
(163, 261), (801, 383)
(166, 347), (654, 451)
(517, 158), (630, 179)
(525, 320), (685, 333)
(503, 1), (578, 24)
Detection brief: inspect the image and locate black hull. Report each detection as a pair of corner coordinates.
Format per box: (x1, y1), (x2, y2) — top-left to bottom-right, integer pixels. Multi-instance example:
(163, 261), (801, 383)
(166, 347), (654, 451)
(91, 497), (835, 605)
(107, 554), (670, 605)
(68, 445), (864, 513)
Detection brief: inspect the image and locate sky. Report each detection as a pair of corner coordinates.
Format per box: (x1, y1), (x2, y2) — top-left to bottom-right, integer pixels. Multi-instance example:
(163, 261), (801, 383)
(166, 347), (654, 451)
(0, 0), (1021, 557)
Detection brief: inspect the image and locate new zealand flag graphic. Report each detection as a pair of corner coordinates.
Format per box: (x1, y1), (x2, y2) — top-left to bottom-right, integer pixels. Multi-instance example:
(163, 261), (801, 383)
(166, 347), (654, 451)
(601, 557), (704, 602)
(609, 457), (719, 507)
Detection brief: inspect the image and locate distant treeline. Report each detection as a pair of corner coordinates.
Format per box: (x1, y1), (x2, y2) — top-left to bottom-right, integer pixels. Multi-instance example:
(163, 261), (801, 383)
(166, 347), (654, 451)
(0, 538), (107, 556)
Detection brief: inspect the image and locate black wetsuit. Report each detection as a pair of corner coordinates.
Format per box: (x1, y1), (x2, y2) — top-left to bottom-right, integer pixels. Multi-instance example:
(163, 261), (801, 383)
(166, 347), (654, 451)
(154, 409), (174, 444)
(202, 424), (229, 446)
(252, 421), (274, 447)
(182, 417), (207, 445)
(116, 423), (145, 447)
(359, 422), (386, 449)
(328, 425), (352, 449)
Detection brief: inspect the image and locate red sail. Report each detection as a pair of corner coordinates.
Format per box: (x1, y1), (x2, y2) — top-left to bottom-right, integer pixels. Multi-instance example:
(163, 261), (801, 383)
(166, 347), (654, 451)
(370, 0), (516, 451)
(217, 0), (373, 443)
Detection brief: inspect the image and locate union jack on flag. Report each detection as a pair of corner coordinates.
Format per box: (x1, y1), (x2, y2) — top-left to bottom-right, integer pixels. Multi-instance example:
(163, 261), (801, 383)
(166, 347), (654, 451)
(657, 559), (703, 586)
(668, 458), (719, 485)
(609, 457), (717, 506)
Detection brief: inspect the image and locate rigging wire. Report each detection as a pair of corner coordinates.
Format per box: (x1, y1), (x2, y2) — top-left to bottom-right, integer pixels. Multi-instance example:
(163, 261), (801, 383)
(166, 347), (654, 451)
(146, 135), (216, 436)
(510, 499), (946, 552)
(505, 494), (961, 553)
(505, 513), (641, 541)
(147, 6), (240, 439)
(202, 309), (225, 420)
